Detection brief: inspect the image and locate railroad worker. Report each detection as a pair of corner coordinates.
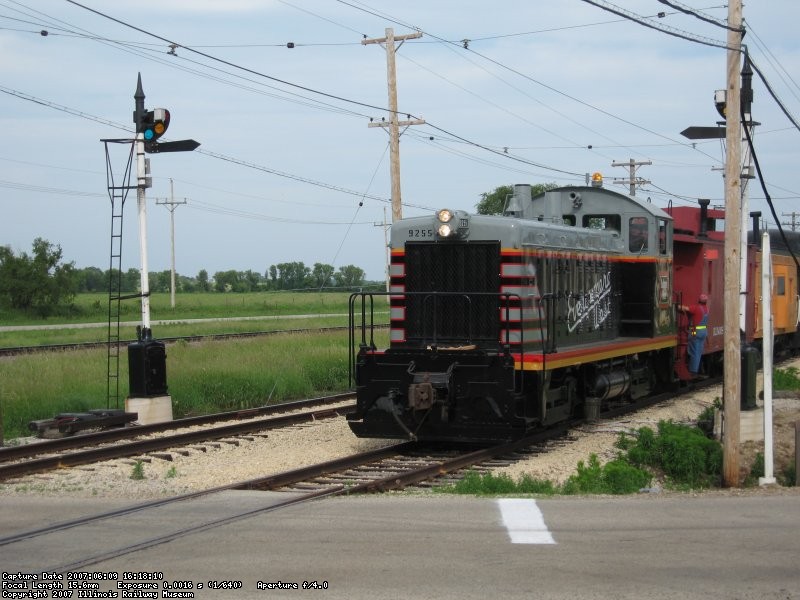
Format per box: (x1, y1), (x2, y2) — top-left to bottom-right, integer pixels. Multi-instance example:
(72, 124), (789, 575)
(679, 294), (709, 374)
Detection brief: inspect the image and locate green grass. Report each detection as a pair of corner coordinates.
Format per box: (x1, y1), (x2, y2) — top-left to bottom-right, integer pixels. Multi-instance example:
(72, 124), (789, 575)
(0, 315), (356, 348)
(774, 366), (800, 390)
(438, 419), (727, 496)
(0, 291), (391, 347)
(0, 291), (357, 326)
(0, 328), (390, 440)
(437, 471), (558, 496)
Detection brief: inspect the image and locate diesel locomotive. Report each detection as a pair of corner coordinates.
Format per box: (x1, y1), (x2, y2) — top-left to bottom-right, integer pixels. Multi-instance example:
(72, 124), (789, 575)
(347, 181), (799, 443)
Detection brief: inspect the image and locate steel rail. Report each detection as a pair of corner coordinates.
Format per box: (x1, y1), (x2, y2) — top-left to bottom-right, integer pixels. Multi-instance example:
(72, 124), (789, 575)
(0, 402), (355, 481)
(0, 392), (354, 463)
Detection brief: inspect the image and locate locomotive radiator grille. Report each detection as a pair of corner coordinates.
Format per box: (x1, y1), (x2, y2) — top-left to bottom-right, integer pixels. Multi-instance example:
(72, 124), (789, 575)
(394, 241), (501, 345)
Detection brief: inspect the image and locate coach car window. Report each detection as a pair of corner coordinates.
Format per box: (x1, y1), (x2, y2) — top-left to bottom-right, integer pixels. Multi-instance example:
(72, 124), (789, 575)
(629, 217), (648, 252)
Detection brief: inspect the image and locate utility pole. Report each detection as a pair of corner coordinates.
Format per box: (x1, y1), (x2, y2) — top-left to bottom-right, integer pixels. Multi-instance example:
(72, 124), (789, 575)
(156, 178), (188, 309)
(722, 0), (743, 488)
(363, 28), (425, 222)
(611, 159), (651, 196)
(781, 212), (799, 232)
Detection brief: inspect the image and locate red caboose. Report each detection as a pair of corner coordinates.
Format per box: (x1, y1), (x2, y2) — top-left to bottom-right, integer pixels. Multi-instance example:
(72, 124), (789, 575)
(668, 200), (727, 379)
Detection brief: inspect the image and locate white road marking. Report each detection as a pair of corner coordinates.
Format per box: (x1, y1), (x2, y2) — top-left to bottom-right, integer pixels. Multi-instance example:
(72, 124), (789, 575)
(497, 498), (556, 544)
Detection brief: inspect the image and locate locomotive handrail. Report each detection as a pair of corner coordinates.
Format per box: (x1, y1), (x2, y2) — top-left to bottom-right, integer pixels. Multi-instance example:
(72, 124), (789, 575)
(348, 291), (527, 391)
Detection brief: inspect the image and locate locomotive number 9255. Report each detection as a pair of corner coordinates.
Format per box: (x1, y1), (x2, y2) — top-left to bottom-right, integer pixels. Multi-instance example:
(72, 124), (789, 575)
(408, 228), (434, 238)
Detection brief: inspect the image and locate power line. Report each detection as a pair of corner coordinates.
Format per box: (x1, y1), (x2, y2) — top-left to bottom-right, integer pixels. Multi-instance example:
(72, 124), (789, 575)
(332, 0), (724, 166)
(749, 57), (800, 133)
(578, 0), (733, 50)
(61, 0), (585, 178)
(656, 0), (742, 31)
(0, 84), (399, 206)
(745, 24), (800, 102)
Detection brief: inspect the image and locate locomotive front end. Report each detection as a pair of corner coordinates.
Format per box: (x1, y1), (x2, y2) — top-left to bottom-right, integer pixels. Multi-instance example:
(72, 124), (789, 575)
(347, 209), (530, 443)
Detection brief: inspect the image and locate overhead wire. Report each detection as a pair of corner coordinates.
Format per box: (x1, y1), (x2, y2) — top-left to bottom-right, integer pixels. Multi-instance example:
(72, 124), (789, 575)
(577, 0), (733, 50)
(61, 0), (584, 178)
(0, 84), (396, 206)
(0, 3), (372, 119)
(655, 0), (742, 32)
(10, 2), (797, 204)
(322, 142), (390, 279)
(749, 58), (800, 133)
(333, 0), (724, 167)
(745, 24), (800, 103)
(742, 104), (800, 269)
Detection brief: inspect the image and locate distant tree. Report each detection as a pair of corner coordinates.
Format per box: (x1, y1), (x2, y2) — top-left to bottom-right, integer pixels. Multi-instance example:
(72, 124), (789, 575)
(178, 273), (197, 293)
(124, 268), (140, 293)
(149, 270), (171, 293)
(197, 269), (210, 292)
(312, 263), (335, 289)
(0, 238), (77, 316)
(76, 266), (105, 292)
(213, 270), (240, 292)
(242, 269), (263, 291)
(274, 262), (310, 290)
(333, 264), (365, 289)
(476, 183), (559, 215)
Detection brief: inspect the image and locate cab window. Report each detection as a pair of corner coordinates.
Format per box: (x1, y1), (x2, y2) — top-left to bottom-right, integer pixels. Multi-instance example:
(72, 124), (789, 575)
(629, 217), (648, 252)
(583, 214), (620, 232)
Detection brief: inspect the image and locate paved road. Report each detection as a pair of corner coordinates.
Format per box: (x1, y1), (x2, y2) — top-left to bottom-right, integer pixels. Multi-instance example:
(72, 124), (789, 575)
(0, 492), (797, 599)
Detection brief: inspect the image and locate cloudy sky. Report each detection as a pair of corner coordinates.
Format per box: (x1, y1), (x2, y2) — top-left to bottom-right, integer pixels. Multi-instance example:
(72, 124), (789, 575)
(1, 1), (798, 282)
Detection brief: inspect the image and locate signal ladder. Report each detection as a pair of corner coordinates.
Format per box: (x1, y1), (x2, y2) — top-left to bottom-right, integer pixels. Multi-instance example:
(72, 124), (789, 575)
(103, 140), (138, 409)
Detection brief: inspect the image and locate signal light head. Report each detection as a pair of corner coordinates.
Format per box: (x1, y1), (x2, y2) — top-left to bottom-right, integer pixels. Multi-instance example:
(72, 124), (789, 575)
(141, 108), (170, 142)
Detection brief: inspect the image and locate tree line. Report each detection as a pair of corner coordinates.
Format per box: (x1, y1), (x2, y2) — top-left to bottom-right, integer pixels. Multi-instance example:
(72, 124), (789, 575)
(75, 261), (367, 294)
(0, 238), (371, 316)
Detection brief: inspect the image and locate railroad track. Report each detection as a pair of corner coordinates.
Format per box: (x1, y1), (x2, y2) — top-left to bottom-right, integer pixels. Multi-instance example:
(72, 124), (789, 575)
(0, 394), (356, 481)
(0, 393), (354, 462)
(0, 428), (569, 573)
(0, 324), (388, 357)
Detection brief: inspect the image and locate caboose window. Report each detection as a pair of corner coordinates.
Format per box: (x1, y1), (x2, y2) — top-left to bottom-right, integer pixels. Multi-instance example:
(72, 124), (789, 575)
(777, 276), (786, 296)
(629, 217), (648, 252)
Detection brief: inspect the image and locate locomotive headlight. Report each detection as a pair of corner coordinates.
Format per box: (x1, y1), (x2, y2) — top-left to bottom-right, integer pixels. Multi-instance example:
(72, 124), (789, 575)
(436, 209), (454, 223)
(438, 223), (453, 237)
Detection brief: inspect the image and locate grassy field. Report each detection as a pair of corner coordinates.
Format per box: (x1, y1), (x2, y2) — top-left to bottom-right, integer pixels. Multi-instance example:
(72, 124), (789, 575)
(0, 328), (388, 440)
(0, 291), (357, 325)
(0, 291), (389, 347)
(0, 292), (390, 440)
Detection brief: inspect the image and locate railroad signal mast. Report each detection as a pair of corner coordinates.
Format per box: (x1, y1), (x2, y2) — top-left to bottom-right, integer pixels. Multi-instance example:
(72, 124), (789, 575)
(122, 73), (199, 424)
